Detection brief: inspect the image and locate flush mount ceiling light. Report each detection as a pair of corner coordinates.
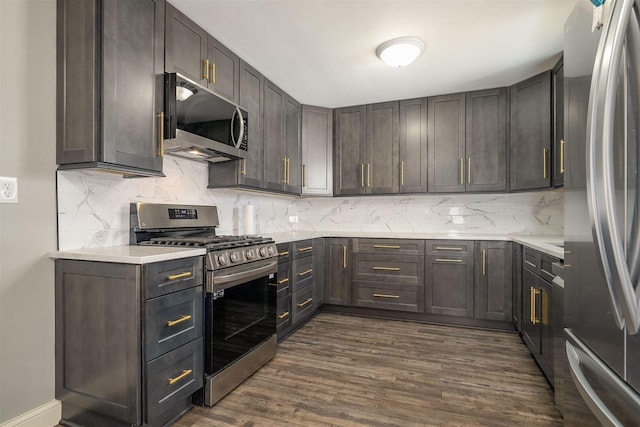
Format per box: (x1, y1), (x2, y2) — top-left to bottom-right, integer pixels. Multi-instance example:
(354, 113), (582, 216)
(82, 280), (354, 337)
(376, 37), (425, 68)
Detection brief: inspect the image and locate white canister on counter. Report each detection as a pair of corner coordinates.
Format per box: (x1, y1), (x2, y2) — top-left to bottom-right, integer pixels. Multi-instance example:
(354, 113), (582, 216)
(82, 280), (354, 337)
(243, 203), (255, 235)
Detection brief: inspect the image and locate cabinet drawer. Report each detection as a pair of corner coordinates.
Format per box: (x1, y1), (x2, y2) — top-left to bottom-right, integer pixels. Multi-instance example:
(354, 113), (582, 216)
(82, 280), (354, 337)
(540, 254), (557, 283)
(292, 239), (314, 259)
(353, 238), (425, 255)
(146, 338), (203, 422)
(353, 254), (423, 284)
(145, 287), (203, 361)
(292, 256), (314, 292)
(144, 257), (203, 299)
(276, 243), (292, 263)
(426, 240), (474, 257)
(354, 282), (420, 312)
(523, 246), (541, 274)
(274, 262), (291, 296)
(276, 293), (292, 330)
(292, 286), (314, 325)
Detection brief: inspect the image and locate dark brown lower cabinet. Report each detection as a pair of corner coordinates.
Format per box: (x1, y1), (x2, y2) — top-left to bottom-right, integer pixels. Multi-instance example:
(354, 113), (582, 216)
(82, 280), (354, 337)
(474, 241), (512, 322)
(424, 254), (474, 317)
(512, 244), (523, 331)
(325, 238), (352, 306)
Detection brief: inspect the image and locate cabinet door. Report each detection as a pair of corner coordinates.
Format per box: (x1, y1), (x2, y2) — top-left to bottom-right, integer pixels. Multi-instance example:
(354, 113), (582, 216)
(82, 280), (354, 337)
(425, 255), (474, 317)
(207, 35), (239, 103)
(263, 79), (286, 191)
(334, 106), (367, 195)
(165, 3), (207, 87)
(101, 0), (165, 173)
(428, 93), (466, 192)
(475, 241), (512, 322)
(465, 88), (508, 192)
(539, 277), (554, 379)
(325, 238), (352, 306)
(238, 60), (264, 187)
(301, 106), (333, 196)
(552, 59), (565, 187)
(509, 71), (552, 190)
(284, 94), (301, 194)
(399, 98), (428, 193)
(313, 238), (326, 307)
(512, 244), (523, 331)
(522, 268), (540, 354)
(366, 101), (399, 194)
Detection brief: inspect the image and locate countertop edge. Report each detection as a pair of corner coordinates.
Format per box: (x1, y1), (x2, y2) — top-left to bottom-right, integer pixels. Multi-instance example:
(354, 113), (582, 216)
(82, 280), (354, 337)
(49, 246), (207, 264)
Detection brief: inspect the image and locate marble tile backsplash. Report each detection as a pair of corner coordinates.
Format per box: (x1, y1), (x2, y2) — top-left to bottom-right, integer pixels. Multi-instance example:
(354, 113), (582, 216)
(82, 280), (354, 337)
(56, 156), (563, 250)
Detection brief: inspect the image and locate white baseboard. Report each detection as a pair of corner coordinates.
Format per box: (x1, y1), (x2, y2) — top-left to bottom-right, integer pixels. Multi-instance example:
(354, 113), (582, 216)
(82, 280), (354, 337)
(1, 400), (61, 427)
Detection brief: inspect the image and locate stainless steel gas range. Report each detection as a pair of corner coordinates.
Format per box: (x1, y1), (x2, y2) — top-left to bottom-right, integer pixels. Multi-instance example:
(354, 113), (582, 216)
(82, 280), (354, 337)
(130, 202), (277, 407)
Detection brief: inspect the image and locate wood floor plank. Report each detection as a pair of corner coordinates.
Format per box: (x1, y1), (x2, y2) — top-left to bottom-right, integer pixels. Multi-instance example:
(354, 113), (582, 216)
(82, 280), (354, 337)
(177, 313), (562, 426)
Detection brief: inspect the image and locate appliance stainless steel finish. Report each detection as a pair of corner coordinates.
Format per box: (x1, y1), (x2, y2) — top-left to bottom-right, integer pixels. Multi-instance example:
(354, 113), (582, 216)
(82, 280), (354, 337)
(564, 0), (640, 424)
(130, 202), (277, 407)
(163, 73), (248, 163)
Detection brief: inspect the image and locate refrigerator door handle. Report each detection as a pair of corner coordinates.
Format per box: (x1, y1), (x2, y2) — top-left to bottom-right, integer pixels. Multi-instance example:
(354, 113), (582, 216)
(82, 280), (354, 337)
(566, 341), (622, 427)
(587, 0), (638, 332)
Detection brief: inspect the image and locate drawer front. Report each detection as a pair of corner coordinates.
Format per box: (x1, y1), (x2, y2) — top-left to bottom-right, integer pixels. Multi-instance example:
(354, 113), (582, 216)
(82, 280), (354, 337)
(523, 247), (541, 274)
(275, 262), (291, 296)
(292, 256), (314, 292)
(144, 257), (203, 299)
(354, 282), (419, 312)
(146, 286), (203, 361)
(292, 285), (314, 325)
(426, 240), (474, 257)
(276, 293), (292, 330)
(540, 253), (558, 283)
(353, 254), (423, 284)
(353, 238), (425, 255)
(146, 337), (203, 422)
(292, 239), (314, 259)
(276, 243), (292, 263)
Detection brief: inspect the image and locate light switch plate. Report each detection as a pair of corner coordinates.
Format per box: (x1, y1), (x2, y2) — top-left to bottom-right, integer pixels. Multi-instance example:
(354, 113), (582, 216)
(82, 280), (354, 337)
(0, 176), (18, 203)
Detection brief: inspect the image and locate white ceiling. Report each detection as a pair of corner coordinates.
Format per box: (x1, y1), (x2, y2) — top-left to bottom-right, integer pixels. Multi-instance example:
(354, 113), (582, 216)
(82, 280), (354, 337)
(171, 0), (580, 108)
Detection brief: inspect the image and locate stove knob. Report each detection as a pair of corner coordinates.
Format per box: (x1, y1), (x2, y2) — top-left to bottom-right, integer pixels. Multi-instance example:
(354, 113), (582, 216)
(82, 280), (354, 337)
(217, 254), (229, 266)
(259, 247), (268, 257)
(230, 251), (241, 263)
(268, 245), (275, 256)
(246, 249), (256, 260)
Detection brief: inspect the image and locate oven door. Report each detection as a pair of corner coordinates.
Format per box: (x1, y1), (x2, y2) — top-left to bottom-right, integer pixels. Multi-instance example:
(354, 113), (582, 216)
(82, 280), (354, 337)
(205, 272), (276, 375)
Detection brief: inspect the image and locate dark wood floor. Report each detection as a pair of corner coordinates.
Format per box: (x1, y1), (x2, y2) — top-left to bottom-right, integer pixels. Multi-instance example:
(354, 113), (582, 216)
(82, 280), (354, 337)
(175, 313), (561, 426)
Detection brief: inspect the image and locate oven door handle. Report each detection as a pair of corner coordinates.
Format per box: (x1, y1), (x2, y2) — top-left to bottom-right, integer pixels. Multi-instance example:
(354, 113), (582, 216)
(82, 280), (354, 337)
(211, 259), (278, 290)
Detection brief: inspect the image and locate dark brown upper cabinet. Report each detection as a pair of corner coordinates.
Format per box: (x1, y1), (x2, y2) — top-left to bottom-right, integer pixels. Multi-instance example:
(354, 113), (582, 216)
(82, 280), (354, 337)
(399, 99), (428, 193)
(509, 71), (552, 191)
(552, 58), (565, 187)
(334, 105), (368, 195)
(57, 0), (165, 177)
(301, 106), (333, 196)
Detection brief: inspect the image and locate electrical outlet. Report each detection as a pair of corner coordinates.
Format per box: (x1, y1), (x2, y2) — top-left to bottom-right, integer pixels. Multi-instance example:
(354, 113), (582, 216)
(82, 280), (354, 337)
(0, 177), (18, 204)
(288, 215), (299, 224)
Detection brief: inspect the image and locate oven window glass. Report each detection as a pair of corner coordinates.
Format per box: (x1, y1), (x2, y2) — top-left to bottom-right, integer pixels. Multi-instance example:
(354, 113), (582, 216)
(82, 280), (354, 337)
(205, 275), (276, 375)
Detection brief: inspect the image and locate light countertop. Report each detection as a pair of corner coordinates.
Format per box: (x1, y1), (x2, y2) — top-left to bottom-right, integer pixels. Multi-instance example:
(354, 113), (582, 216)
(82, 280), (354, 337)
(49, 245), (206, 264)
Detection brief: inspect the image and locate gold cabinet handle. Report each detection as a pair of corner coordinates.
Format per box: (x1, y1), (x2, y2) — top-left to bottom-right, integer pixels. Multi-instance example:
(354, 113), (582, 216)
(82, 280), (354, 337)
(167, 315), (192, 327)
(278, 251), (289, 257)
(287, 158), (291, 184)
(282, 158), (287, 183)
(373, 244), (400, 249)
(157, 112), (164, 157)
(435, 258), (463, 263)
(530, 287), (535, 324)
(373, 266), (400, 271)
(302, 164), (306, 188)
(343, 246), (347, 269)
(435, 246), (463, 251)
(373, 293), (400, 299)
(241, 158), (247, 175)
(297, 246), (313, 253)
(167, 272), (192, 281)
(169, 369), (192, 385)
(467, 157), (471, 184)
(297, 297), (313, 308)
(210, 63), (216, 84)
(482, 249), (486, 276)
(560, 139), (565, 174)
(277, 277), (289, 285)
(460, 158), (464, 185)
(361, 164), (365, 188)
(400, 161), (405, 187)
(203, 59), (209, 81)
(543, 148), (549, 179)
(297, 269), (313, 277)
(367, 163), (371, 187)
(278, 311), (290, 320)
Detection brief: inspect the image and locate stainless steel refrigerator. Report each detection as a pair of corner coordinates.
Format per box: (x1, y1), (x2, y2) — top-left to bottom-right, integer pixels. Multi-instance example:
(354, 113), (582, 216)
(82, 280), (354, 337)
(564, 0), (640, 424)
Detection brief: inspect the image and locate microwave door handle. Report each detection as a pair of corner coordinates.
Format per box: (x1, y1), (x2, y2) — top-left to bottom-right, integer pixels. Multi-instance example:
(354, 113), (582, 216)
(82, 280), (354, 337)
(231, 106), (244, 149)
(627, 11), (640, 285)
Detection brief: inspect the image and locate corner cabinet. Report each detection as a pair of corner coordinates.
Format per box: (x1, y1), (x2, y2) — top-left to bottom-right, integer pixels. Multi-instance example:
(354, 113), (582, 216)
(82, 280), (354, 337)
(57, 0), (165, 177)
(552, 58), (565, 187)
(474, 241), (512, 322)
(301, 106), (333, 196)
(55, 256), (204, 426)
(334, 106), (367, 195)
(509, 71), (552, 190)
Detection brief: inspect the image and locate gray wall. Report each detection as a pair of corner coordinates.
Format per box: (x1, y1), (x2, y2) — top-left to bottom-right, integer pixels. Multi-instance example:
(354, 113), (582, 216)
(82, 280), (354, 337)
(0, 0), (57, 423)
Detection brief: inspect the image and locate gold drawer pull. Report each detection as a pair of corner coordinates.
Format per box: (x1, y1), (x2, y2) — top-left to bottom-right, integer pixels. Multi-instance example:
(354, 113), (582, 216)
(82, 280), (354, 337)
(343, 246), (347, 269)
(168, 369), (192, 385)
(277, 278), (289, 285)
(297, 297), (313, 308)
(373, 245), (401, 249)
(482, 249), (486, 276)
(167, 272), (192, 281)
(373, 293), (400, 299)
(435, 246), (463, 251)
(167, 315), (192, 327)
(298, 269), (313, 277)
(297, 246), (313, 252)
(435, 258), (463, 263)
(373, 266), (400, 271)
(278, 251), (289, 257)
(203, 59), (209, 80)
(278, 311), (290, 319)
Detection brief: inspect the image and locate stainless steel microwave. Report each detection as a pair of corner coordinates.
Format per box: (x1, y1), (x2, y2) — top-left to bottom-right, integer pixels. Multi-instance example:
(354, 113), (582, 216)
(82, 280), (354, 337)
(163, 73), (248, 162)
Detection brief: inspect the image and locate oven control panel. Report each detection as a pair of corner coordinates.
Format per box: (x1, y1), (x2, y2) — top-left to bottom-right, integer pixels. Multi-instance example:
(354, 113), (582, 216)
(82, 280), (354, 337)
(207, 242), (277, 270)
